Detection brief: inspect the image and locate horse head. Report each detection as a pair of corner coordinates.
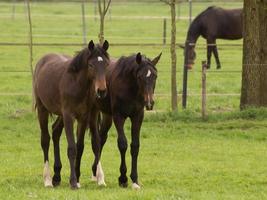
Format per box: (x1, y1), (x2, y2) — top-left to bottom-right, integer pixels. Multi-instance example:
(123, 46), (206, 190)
(87, 40), (110, 98)
(135, 52), (161, 110)
(179, 42), (196, 70)
(70, 40), (110, 99)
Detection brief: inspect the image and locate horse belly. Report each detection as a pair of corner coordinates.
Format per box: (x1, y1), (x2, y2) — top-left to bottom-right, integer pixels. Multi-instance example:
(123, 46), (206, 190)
(35, 65), (63, 115)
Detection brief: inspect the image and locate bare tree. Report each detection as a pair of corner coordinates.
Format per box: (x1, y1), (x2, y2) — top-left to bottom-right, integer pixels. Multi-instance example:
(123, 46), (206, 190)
(98, 0), (111, 44)
(161, 0), (178, 111)
(240, 0), (267, 109)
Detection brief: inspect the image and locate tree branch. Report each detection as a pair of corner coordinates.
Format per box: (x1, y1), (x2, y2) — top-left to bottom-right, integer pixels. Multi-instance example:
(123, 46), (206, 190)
(104, 0), (111, 16)
(160, 0), (171, 5)
(98, 0), (103, 15)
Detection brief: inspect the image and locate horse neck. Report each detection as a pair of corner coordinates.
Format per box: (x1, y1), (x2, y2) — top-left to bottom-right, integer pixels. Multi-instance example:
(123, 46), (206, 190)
(186, 21), (201, 44)
(76, 68), (92, 92)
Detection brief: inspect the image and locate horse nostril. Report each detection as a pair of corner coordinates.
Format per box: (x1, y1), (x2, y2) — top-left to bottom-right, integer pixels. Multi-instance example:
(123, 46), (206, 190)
(145, 100), (154, 111)
(96, 89), (107, 98)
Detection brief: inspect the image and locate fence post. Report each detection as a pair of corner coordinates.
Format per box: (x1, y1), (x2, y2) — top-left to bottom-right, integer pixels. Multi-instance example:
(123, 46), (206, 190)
(108, 2), (112, 20)
(12, 0), (16, 20)
(188, 0), (192, 25)
(177, 1), (180, 20)
(182, 52), (188, 109)
(163, 18), (167, 45)
(26, 0), (34, 111)
(81, 1), (87, 46)
(182, 42), (188, 109)
(202, 61), (207, 119)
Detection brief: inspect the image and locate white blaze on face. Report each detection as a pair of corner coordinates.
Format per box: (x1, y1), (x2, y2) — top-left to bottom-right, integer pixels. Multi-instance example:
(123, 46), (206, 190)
(146, 69), (151, 77)
(97, 56), (103, 62)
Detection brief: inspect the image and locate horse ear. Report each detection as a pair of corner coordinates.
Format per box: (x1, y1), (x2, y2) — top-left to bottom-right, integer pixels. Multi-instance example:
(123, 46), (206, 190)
(151, 52), (162, 66)
(136, 52), (142, 65)
(88, 40), (95, 51)
(178, 44), (185, 49)
(102, 40), (109, 51)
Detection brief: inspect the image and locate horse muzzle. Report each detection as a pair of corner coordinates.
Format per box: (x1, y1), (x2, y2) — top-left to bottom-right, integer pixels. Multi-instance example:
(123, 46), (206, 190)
(96, 88), (107, 99)
(187, 63), (194, 70)
(145, 100), (154, 111)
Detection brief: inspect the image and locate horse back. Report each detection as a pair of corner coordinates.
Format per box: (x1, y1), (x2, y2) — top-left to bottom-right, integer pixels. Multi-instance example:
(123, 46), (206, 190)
(34, 53), (71, 115)
(200, 7), (243, 40)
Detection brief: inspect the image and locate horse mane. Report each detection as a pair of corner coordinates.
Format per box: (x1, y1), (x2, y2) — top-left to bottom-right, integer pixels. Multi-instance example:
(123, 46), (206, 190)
(115, 54), (155, 78)
(187, 6), (218, 42)
(69, 45), (109, 72)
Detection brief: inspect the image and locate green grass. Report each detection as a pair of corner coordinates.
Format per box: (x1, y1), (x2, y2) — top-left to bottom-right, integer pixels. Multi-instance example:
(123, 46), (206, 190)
(3, 1), (267, 200)
(1, 96), (267, 200)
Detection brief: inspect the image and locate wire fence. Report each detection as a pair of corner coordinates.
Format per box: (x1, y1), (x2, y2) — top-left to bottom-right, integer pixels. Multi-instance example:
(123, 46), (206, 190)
(0, 0), (244, 106)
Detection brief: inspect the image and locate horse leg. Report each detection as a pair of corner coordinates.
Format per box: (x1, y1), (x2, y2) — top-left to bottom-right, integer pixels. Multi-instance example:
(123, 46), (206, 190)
(51, 116), (64, 187)
(113, 114), (128, 188)
(130, 111), (144, 190)
(212, 42), (221, 69)
(75, 118), (87, 188)
(90, 110), (105, 186)
(63, 112), (78, 189)
(99, 114), (112, 156)
(91, 113), (112, 184)
(206, 38), (214, 69)
(37, 101), (52, 187)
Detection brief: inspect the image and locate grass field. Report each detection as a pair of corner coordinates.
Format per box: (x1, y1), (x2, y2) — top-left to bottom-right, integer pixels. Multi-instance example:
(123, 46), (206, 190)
(2, 1), (267, 200)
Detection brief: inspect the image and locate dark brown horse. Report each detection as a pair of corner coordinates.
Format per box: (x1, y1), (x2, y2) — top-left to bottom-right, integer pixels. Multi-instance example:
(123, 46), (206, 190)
(87, 52), (162, 189)
(180, 6), (242, 69)
(33, 40), (109, 189)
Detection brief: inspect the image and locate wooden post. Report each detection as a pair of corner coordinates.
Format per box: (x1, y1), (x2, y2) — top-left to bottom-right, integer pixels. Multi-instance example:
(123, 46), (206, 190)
(182, 42), (188, 109)
(81, 1), (87, 46)
(182, 0), (193, 109)
(202, 61), (207, 119)
(12, 0), (16, 20)
(26, 0), (34, 110)
(108, 2), (112, 20)
(177, 1), (180, 20)
(188, 0), (192, 25)
(163, 18), (167, 45)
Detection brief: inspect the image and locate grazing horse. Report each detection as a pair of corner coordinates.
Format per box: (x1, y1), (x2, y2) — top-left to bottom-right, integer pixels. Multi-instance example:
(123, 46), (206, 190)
(33, 40), (110, 189)
(180, 6), (242, 69)
(88, 52), (162, 189)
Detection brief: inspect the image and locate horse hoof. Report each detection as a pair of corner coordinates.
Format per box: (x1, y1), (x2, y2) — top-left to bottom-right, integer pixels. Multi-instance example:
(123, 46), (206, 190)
(44, 176), (53, 188)
(119, 182), (128, 188)
(96, 162), (106, 186)
(44, 179), (53, 188)
(91, 175), (97, 182)
(52, 176), (61, 187)
(118, 176), (128, 188)
(98, 180), (106, 187)
(70, 184), (79, 190)
(216, 65), (221, 69)
(43, 161), (53, 188)
(132, 183), (141, 190)
(77, 182), (81, 188)
(70, 179), (79, 190)
(52, 180), (60, 187)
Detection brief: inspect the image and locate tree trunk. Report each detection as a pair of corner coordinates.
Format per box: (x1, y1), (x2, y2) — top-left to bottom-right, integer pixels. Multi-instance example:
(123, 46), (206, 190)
(170, 0), (178, 111)
(240, 0), (267, 109)
(99, 15), (104, 45)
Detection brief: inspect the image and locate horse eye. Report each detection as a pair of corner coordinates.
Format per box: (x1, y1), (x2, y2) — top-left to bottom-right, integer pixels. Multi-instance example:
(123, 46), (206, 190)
(88, 64), (94, 68)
